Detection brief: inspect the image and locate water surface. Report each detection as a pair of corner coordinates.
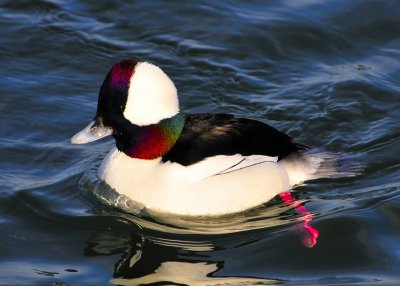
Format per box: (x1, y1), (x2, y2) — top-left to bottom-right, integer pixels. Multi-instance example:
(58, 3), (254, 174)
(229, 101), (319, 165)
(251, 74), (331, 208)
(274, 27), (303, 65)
(1, 1), (400, 285)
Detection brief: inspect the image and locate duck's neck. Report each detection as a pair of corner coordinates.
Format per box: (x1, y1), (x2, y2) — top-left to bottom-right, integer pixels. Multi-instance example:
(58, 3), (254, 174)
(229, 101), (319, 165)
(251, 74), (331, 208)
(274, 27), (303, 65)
(115, 114), (185, 160)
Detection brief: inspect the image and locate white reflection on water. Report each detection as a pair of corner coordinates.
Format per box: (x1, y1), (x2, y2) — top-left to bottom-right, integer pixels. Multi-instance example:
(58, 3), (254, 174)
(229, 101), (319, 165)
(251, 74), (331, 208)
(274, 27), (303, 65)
(112, 260), (277, 286)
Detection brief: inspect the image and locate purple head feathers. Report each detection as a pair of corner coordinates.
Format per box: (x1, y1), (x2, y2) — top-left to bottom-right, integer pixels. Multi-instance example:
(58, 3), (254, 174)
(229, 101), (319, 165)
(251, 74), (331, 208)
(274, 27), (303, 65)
(96, 60), (137, 123)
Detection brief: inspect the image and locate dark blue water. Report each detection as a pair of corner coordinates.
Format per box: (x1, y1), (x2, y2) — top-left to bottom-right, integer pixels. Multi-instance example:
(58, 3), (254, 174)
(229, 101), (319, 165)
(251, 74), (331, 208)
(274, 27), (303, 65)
(1, 1), (400, 285)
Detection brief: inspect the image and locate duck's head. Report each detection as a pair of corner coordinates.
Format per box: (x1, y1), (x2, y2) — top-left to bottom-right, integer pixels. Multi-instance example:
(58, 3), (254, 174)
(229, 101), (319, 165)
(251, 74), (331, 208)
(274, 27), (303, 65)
(71, 60), (180, 145)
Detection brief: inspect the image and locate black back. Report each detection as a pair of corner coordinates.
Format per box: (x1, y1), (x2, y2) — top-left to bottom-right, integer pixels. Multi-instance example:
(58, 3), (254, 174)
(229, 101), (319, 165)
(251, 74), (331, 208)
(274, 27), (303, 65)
(162, 114), (308, 166)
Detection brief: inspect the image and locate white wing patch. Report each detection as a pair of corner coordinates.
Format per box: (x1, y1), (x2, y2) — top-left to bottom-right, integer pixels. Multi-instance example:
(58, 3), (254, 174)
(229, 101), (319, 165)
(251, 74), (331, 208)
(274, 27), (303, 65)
(214, 155), (278, 175)
(180, 154), (278, 182)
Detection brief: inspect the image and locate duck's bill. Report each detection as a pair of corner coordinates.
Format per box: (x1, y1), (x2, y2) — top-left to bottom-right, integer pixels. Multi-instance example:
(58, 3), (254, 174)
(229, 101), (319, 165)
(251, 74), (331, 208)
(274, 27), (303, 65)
(71, 120), (113, 144)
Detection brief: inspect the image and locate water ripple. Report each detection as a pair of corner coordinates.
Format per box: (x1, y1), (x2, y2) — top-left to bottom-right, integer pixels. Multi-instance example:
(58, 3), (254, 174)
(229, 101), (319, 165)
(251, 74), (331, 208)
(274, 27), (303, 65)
(1, 0), (400, 284)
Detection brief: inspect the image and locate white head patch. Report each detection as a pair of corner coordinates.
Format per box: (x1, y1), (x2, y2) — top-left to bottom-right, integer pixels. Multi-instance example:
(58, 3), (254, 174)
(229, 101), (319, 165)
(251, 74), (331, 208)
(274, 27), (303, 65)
(123, 62), (180, 126)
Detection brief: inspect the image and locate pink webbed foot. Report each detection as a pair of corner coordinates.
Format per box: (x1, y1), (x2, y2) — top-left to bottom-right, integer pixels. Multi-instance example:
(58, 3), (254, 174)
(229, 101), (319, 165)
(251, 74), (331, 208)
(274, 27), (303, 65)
(279, 191), (319, 248)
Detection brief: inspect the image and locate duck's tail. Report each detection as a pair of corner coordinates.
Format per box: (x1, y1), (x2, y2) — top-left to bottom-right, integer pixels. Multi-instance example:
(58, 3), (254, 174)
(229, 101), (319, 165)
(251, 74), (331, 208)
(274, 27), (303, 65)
(279, 150), (363, 187)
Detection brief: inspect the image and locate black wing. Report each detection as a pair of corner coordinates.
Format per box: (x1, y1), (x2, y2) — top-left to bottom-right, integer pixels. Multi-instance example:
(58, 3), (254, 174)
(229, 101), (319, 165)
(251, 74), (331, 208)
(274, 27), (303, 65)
(162, 113), (308, 166)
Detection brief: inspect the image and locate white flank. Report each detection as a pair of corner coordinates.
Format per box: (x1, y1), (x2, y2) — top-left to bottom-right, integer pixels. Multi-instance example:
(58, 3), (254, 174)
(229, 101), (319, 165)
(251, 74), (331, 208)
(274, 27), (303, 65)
(98, 149), (290, 216)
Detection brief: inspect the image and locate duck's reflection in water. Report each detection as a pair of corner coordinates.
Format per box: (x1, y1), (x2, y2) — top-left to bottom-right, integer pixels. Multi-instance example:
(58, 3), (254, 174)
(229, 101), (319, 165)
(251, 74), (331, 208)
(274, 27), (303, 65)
(85, 231), (280, 286)
(113, 260), (276, 286)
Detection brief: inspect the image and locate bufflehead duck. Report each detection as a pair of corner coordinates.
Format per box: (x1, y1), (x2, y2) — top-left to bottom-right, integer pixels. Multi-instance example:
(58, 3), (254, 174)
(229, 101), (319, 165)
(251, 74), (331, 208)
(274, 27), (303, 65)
(71, 59), (357, 216)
